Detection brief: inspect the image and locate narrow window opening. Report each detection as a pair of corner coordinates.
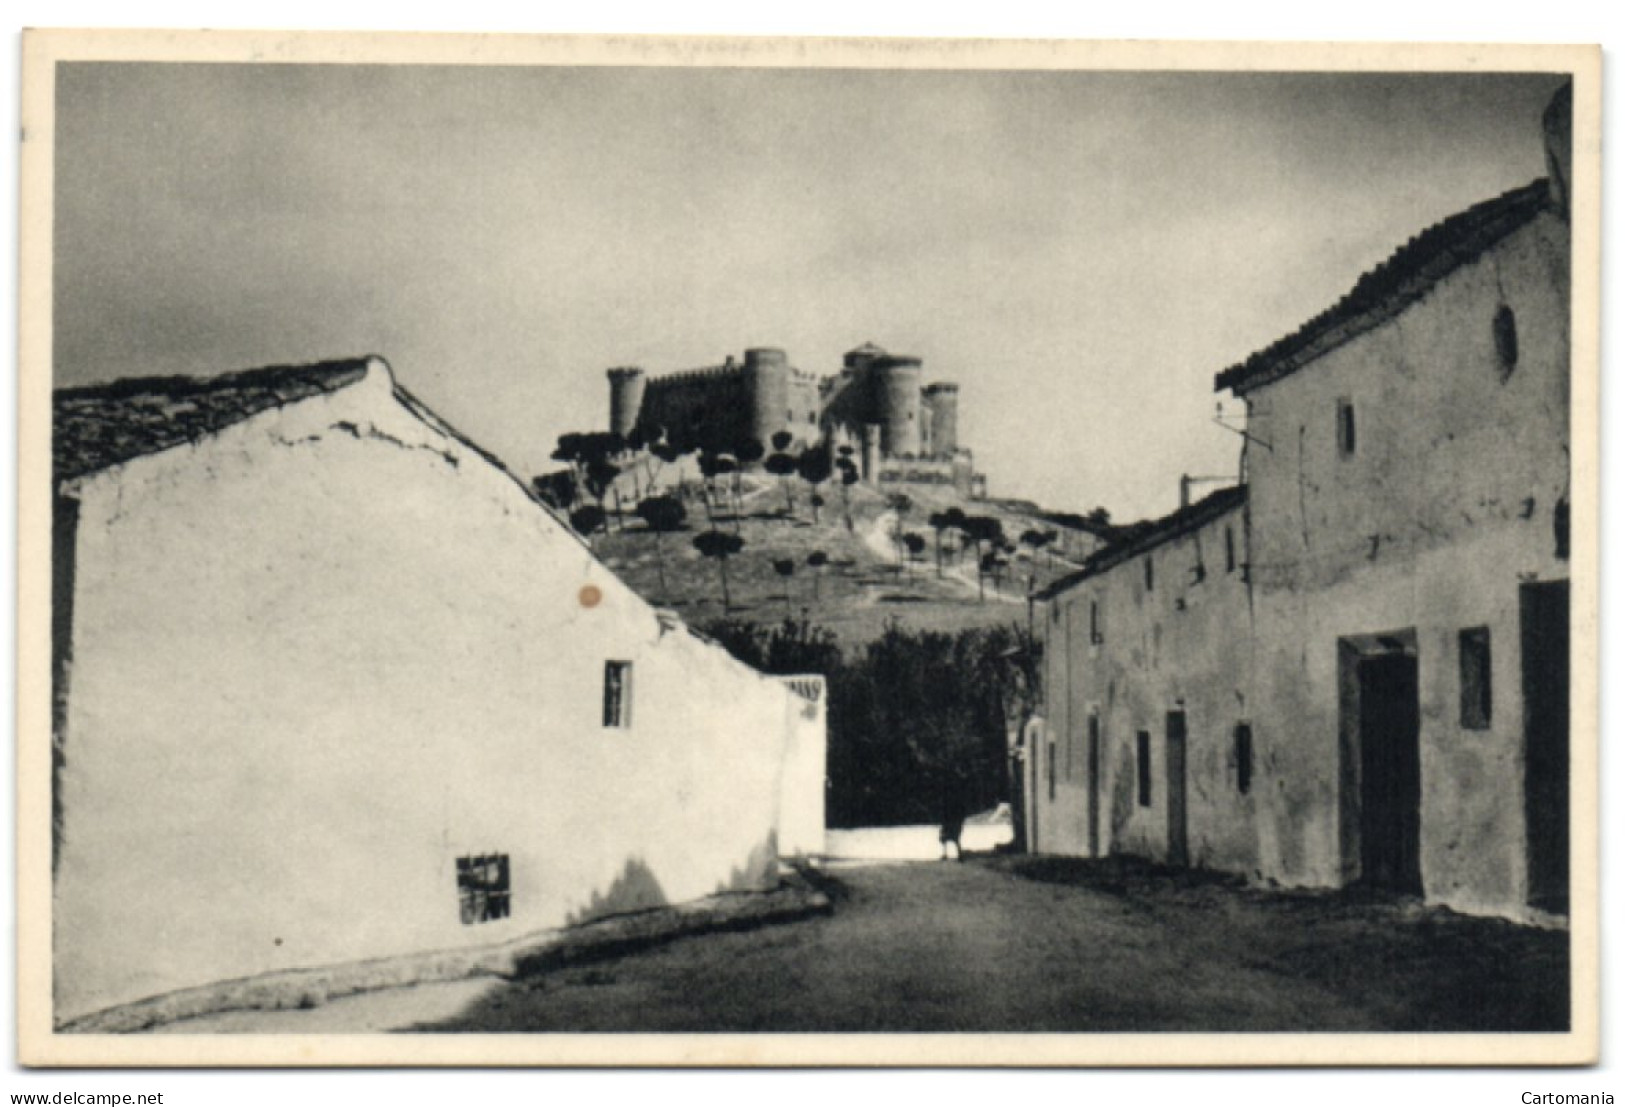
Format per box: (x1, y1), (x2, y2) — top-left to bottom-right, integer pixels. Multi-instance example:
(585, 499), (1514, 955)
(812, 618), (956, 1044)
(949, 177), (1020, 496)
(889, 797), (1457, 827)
(1459, 627), (1493, 730)
(1225, 526), (1237, 572)
(1090, 600), (1103, 644)
(1234, 723), (1253, 795)
(457, 853), (511, 924)
(603, 660), (633, 728)
(1494, 304), (1519, 379)
(1136, 730), (1152, 807)
(1048, 741), (1057, 802)
(1144, 556), (1154, 592)
(1337, 398), (1357, 456)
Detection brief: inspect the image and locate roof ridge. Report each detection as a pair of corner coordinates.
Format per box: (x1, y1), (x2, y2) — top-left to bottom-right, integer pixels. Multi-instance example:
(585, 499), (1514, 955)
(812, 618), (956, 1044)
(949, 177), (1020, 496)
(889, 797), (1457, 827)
(1215, 179), (1551, 396)
(53, 356), (382, 482)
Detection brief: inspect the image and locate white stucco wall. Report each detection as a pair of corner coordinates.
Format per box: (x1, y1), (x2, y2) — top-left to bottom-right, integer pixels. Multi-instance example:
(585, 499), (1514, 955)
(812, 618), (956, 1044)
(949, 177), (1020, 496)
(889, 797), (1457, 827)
(1037, 505), (1256, 871)
(775, 676), (828, 858)
(54, 360), (813, 1024)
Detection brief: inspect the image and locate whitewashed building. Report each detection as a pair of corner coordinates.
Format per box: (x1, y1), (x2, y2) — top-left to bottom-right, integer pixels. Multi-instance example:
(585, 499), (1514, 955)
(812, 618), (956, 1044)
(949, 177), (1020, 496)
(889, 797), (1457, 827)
(51, 355), (825, 1026)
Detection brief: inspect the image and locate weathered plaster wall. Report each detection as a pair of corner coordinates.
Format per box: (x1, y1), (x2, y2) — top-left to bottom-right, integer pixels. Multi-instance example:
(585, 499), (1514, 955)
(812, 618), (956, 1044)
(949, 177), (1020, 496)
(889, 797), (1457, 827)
(54, 363), (806, 1023)
(1037, 505), (1257, 872)
(1240, 211), (1570, 914)
(776, 676), (828, 857)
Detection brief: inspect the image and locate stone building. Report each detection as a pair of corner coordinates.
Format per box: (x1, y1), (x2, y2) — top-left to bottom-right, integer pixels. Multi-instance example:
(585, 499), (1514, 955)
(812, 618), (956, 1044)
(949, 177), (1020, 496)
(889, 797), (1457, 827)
(1032, 83), (1572, 921)
(1031, 488), (1251, 869)
(606, 342), (980, 493)
(51, 356), (826, 1027)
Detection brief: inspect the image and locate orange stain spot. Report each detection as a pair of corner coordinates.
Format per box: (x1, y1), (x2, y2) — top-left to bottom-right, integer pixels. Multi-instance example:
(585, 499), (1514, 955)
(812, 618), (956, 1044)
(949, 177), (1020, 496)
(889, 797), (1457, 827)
(579, 584), (602, 609)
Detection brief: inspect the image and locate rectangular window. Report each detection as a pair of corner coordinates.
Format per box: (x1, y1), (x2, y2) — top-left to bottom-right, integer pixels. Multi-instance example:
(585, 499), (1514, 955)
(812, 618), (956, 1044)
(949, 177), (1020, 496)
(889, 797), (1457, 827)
(603, 660), (633, 728)
(1144, 556), (1154, 592)
(1459, 627), (1492, 729)
(457, 853), (511, 924)
(1234, 723), (1253, 795)
(1337, 398), (1357, 456)
(1048, 741), (1057, 802)
(1090, 600), (1103, 644)
(1225, 526), (1237, 572)
(1136, 730), (1152, 807)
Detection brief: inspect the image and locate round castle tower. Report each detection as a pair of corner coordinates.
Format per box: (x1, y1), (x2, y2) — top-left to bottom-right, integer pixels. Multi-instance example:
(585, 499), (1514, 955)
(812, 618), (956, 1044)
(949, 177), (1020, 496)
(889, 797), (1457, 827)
(870, 354), (924, 457)
(607, 366), (647, 440)
(742, 347), (791, 450)
(923, 382), (959, 457)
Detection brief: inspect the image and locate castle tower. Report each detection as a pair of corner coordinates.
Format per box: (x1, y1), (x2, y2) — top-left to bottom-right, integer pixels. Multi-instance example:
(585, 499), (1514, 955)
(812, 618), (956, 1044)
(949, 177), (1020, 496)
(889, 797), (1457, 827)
(923, 382), (959, 457)
(870, 354), (923, 457)
(742, 347), (791, 451)
(607, 367), (647, 440)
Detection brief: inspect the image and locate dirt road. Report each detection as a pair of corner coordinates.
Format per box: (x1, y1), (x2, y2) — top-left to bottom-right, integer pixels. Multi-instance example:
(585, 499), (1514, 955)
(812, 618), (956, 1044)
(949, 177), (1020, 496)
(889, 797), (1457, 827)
(414, 856), (1567, 1033)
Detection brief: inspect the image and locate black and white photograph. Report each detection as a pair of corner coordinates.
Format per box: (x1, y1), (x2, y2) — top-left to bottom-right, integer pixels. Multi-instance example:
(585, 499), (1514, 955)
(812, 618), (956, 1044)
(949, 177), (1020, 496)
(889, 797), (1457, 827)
(13, 29), (1601, 1073)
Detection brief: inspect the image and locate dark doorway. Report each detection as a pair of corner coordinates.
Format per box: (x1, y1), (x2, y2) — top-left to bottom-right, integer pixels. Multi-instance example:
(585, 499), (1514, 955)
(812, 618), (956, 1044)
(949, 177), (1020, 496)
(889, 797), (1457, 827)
(1165, 710), (1188, 867)
(1522, 581), (1569, 915)
(1356, 652), (1423, 894)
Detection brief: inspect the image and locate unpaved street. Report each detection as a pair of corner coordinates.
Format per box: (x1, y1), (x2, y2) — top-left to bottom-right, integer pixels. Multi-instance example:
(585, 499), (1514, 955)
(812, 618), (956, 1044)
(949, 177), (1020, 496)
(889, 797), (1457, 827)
(414, 856), (1567, 1033)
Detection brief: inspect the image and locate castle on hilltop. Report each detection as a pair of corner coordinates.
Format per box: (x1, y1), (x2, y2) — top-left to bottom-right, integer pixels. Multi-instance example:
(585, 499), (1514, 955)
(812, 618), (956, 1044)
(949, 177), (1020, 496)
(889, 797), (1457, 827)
(607, 343), (984, 495)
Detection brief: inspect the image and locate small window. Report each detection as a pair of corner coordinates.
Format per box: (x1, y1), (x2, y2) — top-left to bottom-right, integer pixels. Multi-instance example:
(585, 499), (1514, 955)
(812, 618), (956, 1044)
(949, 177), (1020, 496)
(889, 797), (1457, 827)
(1234, 723), (1253, 795)
(1090, 600), (1103, 644)
(1225, 527), (1237, 573)
(1494, 304), (1519, 378)
(603, 660), (633, 728)
(1136, 730), (1152, 807)
(457, 853), (511, 924)
(1144, 556), (1155, 592)
(1459, 627), (1492, 730)
(1337, 398), (1357, 456)
(1048, 741), (1057, 802)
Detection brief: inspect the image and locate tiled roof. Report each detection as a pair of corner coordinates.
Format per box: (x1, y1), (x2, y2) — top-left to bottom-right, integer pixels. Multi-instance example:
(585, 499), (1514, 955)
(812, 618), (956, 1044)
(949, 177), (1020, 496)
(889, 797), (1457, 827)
(1214, 179), (1552, 396)
(53, 358), (374, 483)
(1034, 485), (1247, 601)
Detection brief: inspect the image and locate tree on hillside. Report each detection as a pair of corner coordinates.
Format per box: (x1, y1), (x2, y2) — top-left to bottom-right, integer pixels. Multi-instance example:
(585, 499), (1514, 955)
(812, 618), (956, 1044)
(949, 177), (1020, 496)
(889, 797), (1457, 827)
(635, 492), (687, 602)
(568, 504), (608, 547)
(886, 493), (915, 567)
(806, 549), (829, 602)
(764, 431), (801, 517)
(772, 558), (797, 616)
(961, 515), (1005, 602)
(797, 449), (832, 523)
(902, 532), (928, 576)
(834, 447), (860, 532)
(693, 528), (745, 612)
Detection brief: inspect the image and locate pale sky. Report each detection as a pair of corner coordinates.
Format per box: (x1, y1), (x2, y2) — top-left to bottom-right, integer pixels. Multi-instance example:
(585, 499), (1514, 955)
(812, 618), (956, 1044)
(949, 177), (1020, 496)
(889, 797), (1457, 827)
(53, 64), (1565, 521)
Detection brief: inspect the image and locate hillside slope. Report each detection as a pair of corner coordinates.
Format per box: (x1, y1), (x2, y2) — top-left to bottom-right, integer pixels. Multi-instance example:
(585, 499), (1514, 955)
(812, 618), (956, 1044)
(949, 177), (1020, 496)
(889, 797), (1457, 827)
(585, 471), (1095, 646)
